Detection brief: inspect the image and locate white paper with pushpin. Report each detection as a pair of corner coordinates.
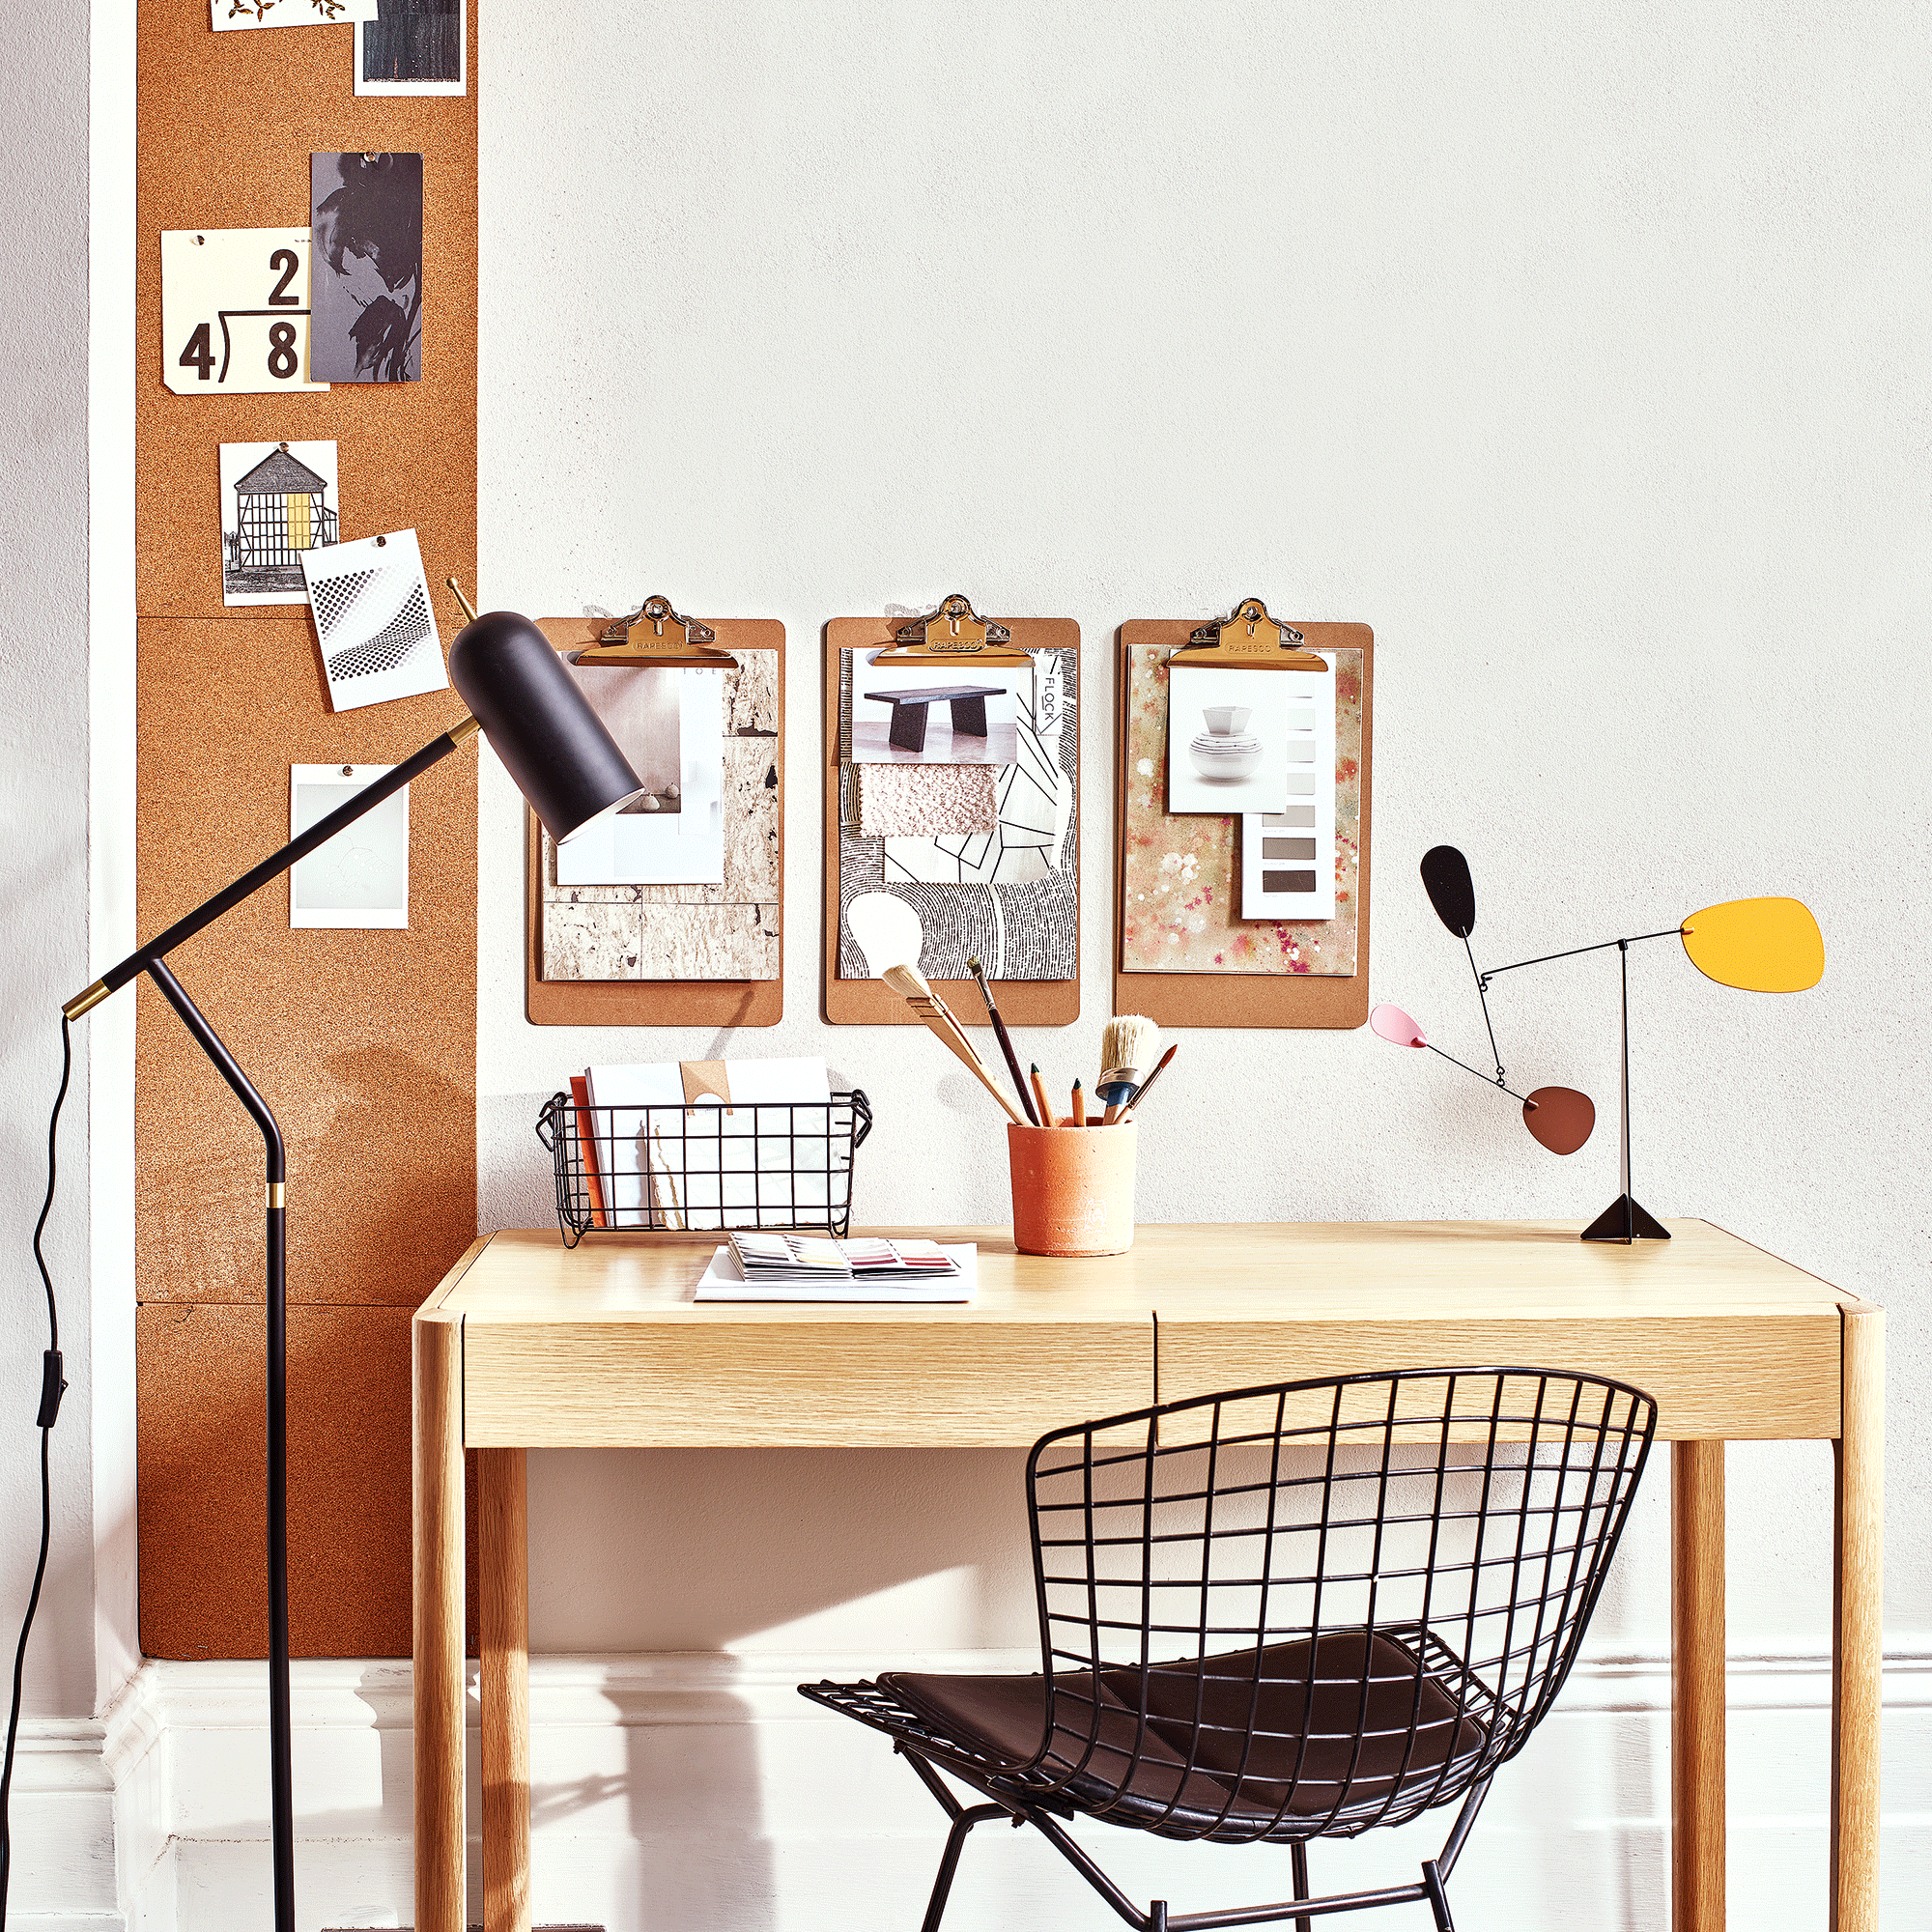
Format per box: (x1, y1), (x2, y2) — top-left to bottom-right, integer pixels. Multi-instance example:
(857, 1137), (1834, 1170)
(300, 529), (450, 713)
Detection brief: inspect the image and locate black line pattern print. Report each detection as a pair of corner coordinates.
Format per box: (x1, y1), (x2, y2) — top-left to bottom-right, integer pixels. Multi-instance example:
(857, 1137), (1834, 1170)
(308, 567), (379, 637)
(324, 585), (432, 679)
(837, 648), (1079, 981)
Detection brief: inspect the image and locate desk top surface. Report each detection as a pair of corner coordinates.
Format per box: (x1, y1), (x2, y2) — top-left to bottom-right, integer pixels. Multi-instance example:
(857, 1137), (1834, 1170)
(430, 1218), (1860, 1327)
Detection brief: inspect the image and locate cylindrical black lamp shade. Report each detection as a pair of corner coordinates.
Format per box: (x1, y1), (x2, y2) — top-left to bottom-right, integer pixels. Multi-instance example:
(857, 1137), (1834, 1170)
(448, 611), (646, 843)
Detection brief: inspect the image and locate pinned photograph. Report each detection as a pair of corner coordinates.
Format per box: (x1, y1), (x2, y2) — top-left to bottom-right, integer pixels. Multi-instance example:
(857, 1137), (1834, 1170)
(214, 0), (377, 32)
(289, 765), (408, 928)
(1165, 665), (1300, 815)
(219, 440), (339, 606)
(356, 0), (466, 94)
(847, 653), (1028, 766)
(554, 668), (726, 887)
(300, 528), (449, 713)
(309, 153), (423, 383)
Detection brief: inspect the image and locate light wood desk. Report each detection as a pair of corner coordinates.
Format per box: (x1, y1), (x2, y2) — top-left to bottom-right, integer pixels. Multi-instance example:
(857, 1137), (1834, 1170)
(412, 1220), (1884, 1932)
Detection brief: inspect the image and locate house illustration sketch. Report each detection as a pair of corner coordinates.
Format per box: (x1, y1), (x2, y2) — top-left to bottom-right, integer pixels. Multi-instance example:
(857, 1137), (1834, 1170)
(223, 445), (339, 596)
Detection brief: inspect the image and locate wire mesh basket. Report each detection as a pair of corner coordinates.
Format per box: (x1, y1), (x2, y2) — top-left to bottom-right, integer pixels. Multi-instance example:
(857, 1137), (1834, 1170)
(536, 1089), (872, 1246)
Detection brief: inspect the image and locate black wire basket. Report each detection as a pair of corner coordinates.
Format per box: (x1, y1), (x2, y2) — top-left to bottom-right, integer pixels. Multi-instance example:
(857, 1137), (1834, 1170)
(536, 1090), (872, 1247)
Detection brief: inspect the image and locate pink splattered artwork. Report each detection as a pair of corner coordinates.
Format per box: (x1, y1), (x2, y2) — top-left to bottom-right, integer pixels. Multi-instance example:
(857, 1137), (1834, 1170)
(1121, 647), (1362, 976)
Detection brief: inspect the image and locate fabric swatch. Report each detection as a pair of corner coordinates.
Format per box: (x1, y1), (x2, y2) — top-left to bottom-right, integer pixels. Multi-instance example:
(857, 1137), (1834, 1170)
(856, 761), (999, 837)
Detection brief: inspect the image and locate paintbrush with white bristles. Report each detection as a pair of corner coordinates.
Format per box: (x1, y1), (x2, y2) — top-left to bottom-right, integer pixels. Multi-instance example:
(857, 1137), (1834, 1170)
(1096, 1014), (1159, 1124)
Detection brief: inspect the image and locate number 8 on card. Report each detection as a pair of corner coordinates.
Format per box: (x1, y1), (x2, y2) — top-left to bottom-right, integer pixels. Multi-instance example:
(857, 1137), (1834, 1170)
(160, 229), (329, 394)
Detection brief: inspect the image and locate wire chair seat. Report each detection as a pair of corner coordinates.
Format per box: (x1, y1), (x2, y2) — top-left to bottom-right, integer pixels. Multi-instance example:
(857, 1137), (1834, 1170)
(804, 1624), (1495, 1842)
(799, 1367), (1656, 1932)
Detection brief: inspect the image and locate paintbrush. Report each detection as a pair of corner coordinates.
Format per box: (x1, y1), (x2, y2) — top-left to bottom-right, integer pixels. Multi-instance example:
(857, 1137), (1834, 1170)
(1097, 1013), (1159, 1125)
(881, 963), (1027, 1124)
(1118, 1044), (1178, 1122)
(966, 955), (1038, 1125)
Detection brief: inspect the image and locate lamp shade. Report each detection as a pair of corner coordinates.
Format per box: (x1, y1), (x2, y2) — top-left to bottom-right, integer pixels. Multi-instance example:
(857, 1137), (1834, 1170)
(448, 611), (646, 843)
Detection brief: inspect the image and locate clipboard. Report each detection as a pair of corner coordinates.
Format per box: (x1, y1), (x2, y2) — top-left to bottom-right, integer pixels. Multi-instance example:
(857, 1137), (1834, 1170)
(526, 610), (785, 1026)
(825, 597), (1080, 1026)
(1115, 611), (1374, 1030)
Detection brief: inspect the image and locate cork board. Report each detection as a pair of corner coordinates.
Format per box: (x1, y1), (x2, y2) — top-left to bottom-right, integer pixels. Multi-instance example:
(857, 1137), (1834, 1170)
(1113, 623), (1375, 1029)
(135, 0), (478, 1660)
(525, 618), (785, 1027)
(823, 619), (1081, 1027)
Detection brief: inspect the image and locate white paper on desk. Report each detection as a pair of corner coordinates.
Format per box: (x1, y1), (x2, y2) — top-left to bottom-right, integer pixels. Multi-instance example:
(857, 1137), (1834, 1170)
(587, 1057), (833, 1230)
(695, 1243), (977, 1303)
(555, 669), (724, 884)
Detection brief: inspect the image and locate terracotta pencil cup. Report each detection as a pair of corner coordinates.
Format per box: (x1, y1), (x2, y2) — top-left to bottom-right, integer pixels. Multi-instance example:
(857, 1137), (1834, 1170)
(1008, 1122), (1138, 1258)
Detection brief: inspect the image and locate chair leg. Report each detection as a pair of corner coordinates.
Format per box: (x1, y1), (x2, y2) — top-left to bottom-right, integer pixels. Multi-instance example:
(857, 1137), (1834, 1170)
(920, 1806), (991, 1932)
(1149, 1904), (1168, 1932)
(1292, 1841), (1312, 1932)
(1420, 1859), (1455, 1932)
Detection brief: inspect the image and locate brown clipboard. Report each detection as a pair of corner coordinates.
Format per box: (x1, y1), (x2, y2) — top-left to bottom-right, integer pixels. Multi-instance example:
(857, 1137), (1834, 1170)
(526, 615), (784, 1027)
(823, 610), (1080, 1026)
(1114, 619), (1374, 1029)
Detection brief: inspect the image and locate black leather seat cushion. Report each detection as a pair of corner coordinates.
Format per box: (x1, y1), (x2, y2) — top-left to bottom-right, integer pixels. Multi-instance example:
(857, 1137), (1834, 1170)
(883, 1630), (1489, 1839)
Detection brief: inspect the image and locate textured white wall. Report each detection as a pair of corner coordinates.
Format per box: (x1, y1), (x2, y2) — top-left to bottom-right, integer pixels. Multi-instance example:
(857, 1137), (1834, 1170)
(0, 3), (95, 1720)
(474, 2), (1928, 1921)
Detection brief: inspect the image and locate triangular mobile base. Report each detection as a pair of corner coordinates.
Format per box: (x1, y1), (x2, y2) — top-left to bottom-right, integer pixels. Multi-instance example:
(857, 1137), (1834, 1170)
(1580, 1195), (1671, 1243)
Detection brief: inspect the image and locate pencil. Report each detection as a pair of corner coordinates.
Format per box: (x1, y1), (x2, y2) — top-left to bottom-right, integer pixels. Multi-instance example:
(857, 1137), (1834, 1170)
(1070, 1080), (1086, 1127)
(1030, 1064), (1057, 1129)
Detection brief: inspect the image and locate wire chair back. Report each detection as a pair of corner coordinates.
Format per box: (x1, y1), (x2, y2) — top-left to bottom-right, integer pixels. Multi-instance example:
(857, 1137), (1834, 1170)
(1022, 1367), (1657, 1843)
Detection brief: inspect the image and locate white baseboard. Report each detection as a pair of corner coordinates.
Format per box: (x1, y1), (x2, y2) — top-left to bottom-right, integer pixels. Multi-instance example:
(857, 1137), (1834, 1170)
(5, 1716), (122, 1932)
(62, 1644), (1930, 1932)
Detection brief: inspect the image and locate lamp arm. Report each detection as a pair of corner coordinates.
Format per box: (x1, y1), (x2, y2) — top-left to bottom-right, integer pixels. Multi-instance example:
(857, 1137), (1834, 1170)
(62, 717), (480, 1019)
(1478, 925), (1687, 990)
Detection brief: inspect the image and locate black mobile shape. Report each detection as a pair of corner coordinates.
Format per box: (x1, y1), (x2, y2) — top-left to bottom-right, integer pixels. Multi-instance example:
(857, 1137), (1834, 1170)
(1482, 928), (1687, 1244)
(1421, 845), (1506, 1088)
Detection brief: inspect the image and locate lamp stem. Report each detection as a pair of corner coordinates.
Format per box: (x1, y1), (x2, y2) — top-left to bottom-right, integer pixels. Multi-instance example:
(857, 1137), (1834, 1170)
(62, 723), (476, 1020)
(445, 577), (479, 623)
(143, 960), (295, 1932)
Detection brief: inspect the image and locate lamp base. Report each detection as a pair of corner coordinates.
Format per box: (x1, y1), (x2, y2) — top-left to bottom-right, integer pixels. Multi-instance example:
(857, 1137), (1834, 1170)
(1580, 1194), (1672, 1243)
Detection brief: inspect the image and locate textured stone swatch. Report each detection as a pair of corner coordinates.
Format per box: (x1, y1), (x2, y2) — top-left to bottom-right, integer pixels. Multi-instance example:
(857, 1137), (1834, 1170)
(855, 761), (999, 837)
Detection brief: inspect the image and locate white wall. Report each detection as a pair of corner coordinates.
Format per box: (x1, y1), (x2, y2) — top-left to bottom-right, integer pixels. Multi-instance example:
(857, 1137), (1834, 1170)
(1, 0), (96, 1721)
(471, 3), (1928, 1924)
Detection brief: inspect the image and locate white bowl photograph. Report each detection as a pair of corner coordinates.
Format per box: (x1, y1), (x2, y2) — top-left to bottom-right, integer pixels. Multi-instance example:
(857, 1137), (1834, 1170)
(1166, 664), (1291, 812)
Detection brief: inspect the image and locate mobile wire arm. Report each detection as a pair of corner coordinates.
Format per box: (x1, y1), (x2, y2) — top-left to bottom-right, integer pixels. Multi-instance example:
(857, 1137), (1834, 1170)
(59, 712), (482, 1932)
(1479, 926), (1690, 1244)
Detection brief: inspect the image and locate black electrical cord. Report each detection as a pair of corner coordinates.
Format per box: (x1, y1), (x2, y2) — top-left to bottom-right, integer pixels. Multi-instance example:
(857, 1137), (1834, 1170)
(0, 1018), (71, 1931)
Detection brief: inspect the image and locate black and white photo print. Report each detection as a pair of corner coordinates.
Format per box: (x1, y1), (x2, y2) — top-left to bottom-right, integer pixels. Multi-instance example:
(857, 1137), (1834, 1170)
(219, 440), (339, 606)
(356, 0), (466, 95)
(299, 528), (450, 713)
(309, 152), (423, 383)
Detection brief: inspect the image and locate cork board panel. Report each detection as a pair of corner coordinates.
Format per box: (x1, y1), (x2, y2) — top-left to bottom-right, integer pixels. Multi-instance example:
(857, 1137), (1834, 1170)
(526, 618), (785, 1027)
(137, 1303), (480, 1660)
(135, 0), (478, 617)
(1112, 623), (1374, 1029)
(823, 620), (1081, 1027)
(135, 618), (475, 1304)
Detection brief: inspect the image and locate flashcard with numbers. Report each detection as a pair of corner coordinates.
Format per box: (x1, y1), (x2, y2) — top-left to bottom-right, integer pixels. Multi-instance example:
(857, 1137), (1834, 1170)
(213, 0), (378, 33)
(160, 230), (328, 395)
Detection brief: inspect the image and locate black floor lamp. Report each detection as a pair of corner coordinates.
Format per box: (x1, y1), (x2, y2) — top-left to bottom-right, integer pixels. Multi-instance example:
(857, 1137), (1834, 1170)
(58, 597), (646, 1932)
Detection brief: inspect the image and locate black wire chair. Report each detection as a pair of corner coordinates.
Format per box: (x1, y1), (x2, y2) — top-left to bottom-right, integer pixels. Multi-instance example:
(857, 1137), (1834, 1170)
(801, 1367), (1657, 1932)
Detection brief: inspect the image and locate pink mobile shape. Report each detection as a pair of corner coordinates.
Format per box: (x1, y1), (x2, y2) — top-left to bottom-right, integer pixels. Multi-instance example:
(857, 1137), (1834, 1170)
(1370, 1004), (1428, 1048)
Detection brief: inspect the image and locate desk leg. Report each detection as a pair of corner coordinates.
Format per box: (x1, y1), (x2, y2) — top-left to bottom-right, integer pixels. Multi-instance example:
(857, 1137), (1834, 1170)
(1832, 1308), (1885, 1932)
(1671, 1440), (1724, 1932)
(413, 1313), (466, 1932)
(481, 1449), (531, 1932)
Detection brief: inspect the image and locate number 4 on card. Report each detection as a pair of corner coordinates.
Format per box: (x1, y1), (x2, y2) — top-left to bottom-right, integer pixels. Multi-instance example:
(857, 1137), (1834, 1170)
(160, 229), (329, 394)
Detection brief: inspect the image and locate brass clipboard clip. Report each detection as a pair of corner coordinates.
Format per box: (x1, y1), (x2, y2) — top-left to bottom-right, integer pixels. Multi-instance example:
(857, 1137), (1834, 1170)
(569, 594), (736, 669)
(865, 592), (1036, 668)
(1166, 598), (1329, 672)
